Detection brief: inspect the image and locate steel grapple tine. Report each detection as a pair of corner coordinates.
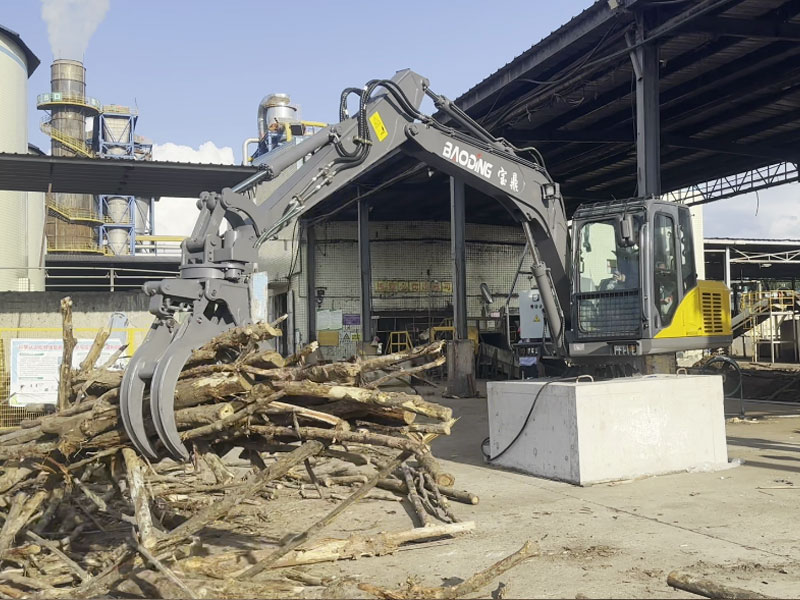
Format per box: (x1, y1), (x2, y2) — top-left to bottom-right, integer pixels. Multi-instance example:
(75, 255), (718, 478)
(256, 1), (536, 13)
(149, 343), (195, 461)
(149, 316), (235, 461)
(119, 323), (173, 460)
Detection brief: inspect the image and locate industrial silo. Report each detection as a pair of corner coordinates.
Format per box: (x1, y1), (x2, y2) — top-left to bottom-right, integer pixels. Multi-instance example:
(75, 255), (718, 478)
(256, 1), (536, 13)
(104, 195), (132, 255)
(0, 25), (42, 291)
(38, 59), (102, 253)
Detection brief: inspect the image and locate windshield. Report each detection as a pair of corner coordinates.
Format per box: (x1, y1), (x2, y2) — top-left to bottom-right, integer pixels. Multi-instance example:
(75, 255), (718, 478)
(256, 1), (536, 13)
(578, 218), (641, 293)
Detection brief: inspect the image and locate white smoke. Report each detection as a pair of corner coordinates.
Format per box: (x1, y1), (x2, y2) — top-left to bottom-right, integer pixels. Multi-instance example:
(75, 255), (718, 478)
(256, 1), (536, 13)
(40, 0), (110, 60)
(151, 142), (236, 237)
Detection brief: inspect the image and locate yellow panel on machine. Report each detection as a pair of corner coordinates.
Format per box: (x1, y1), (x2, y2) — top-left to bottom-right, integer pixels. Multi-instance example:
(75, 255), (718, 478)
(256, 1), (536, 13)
(655, 280), (732, 339)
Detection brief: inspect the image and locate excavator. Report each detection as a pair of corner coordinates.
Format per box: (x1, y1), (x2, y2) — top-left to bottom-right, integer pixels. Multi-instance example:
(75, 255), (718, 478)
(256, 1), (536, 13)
(120, 69), (732, 461)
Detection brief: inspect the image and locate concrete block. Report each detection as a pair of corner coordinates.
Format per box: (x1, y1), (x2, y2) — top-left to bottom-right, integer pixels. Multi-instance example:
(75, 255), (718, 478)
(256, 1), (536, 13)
(487, 375), (728, 485)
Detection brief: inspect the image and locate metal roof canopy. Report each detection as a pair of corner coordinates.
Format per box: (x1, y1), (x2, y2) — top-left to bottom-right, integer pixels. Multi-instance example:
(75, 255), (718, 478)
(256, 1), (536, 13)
(705, 237), (800, 281)
(454, 0), (800, 205)
(305, 0), (800, 224)
(0, 153), (257, 198)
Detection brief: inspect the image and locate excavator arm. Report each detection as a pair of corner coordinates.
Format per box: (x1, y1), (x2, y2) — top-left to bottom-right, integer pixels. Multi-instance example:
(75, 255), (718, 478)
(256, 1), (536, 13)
(120, 69), (571, 461)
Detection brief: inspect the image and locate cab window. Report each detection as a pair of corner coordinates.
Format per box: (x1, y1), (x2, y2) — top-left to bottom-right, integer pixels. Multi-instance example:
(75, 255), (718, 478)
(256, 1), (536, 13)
(578, 220), (640, 293)
(654, 213), (679, 324)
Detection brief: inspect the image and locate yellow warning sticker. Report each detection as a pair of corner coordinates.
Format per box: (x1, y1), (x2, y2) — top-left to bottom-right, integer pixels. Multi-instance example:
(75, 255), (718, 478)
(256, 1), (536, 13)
(369, 111), (389, 142)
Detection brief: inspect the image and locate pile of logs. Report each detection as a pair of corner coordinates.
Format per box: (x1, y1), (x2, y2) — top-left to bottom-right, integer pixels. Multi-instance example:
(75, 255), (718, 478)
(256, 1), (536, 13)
(0, 309), (531, 598)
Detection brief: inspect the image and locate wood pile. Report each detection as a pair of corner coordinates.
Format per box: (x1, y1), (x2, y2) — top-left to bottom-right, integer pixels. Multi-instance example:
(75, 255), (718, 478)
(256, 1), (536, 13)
(0, 308), (531, 598)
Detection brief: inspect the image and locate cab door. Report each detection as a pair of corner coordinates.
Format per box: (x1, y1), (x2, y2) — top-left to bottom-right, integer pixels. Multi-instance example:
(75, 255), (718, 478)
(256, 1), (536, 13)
(649, 203), (697, 334)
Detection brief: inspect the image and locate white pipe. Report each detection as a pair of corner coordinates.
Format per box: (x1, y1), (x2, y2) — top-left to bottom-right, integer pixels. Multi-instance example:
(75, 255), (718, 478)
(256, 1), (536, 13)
(242, 137), (259, 165)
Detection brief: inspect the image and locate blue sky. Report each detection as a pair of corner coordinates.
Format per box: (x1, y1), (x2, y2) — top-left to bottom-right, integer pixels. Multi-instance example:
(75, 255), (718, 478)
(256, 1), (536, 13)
(3, 1), (798, 238)
(6, 0), (591, 160)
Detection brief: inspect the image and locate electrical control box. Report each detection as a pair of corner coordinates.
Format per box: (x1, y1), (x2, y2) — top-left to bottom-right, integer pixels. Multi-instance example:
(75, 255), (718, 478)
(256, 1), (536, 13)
(519, 289), (548, 340)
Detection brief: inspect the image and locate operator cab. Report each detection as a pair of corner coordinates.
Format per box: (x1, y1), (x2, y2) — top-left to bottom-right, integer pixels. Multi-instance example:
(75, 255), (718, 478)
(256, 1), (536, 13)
(568, 198), (731, 359)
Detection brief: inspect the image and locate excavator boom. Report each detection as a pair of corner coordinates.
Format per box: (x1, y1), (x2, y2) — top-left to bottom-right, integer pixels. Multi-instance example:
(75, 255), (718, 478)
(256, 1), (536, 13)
(119, 69), (570, 461)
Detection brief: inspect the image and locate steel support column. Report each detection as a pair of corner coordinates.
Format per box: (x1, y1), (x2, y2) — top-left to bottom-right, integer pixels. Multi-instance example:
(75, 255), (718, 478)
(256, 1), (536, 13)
(632, 10), (661, 197)
(450, 177), (467, 340)
(724, 245), (731, 288)
(358, 199), (373, 342)
(305, 221), (317, 342)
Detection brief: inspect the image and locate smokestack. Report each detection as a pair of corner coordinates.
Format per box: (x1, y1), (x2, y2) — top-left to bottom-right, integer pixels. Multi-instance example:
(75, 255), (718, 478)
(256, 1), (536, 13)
(39, 58), (100, 252)
(49, 59), (86, 156)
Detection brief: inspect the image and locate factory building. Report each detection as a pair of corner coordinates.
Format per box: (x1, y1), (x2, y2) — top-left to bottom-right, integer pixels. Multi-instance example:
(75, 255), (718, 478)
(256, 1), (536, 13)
(0, 25), (44, 292)
(248, 94), (706, 367)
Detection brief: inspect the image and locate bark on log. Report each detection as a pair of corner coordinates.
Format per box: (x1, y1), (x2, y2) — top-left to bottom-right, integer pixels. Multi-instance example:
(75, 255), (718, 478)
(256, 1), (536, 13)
(356, 419), (456, 436)
(58, 297), (76, 412)
(242, 362), (362, 384)
(244, 349), (286, 369)
(377, 479), (478, 505)
(0, 441), (59, 461)
(174, 372), (249, 409)
(359, 341), (445, 372)
(402, 464), (430, 527)
(186, 317), (287, 368)
(275, 380), (452, 421)
(285, 341), (319, 367)
(250, 424), (427, 455)
(174, 403), (235, 428)
(418, 451), (455, 487)
(200, 449), (235, 485)
(0, 460), (34, 495)
(322, 401), (416, 425)
(78, 325), (110, 373)
(123, 448), (159, 549)
(368, 355), (447, 389)
(263, 401), (350, 429)
(180, 390), (284, 441)
(666, 571), (774, 599)
(71, 370), (123, 396)
(0, 490), (48, 558)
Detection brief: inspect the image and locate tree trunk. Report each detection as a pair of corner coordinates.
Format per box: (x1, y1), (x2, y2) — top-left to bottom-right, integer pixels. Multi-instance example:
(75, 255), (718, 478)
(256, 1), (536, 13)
(58, 297), (76, 411)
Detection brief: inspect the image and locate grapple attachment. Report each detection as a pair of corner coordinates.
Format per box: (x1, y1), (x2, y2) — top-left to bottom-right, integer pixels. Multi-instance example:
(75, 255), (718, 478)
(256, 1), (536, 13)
(119, 277), (250, 461)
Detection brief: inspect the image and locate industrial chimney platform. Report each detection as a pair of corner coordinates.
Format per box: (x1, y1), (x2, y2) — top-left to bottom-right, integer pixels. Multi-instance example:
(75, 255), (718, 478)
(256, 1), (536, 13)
(487, 375), (729, 486)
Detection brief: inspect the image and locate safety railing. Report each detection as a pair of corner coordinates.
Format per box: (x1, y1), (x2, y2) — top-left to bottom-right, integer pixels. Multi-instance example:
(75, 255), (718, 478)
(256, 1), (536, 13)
(36, 93), (101, 112)
(737, 290), (800, 363)
(40, 118), (96, 158)
(740, 290), (799, 314)
(46, 197), (103, 224)
(101, 104), (137, 115)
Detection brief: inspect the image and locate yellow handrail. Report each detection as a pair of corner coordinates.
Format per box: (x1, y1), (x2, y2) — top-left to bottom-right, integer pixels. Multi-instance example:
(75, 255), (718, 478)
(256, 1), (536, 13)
(36, 93), (101, 113)
(46, 199), (102, 223)
(40, 121), (95, 158)
(135, 235), (185, 243)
